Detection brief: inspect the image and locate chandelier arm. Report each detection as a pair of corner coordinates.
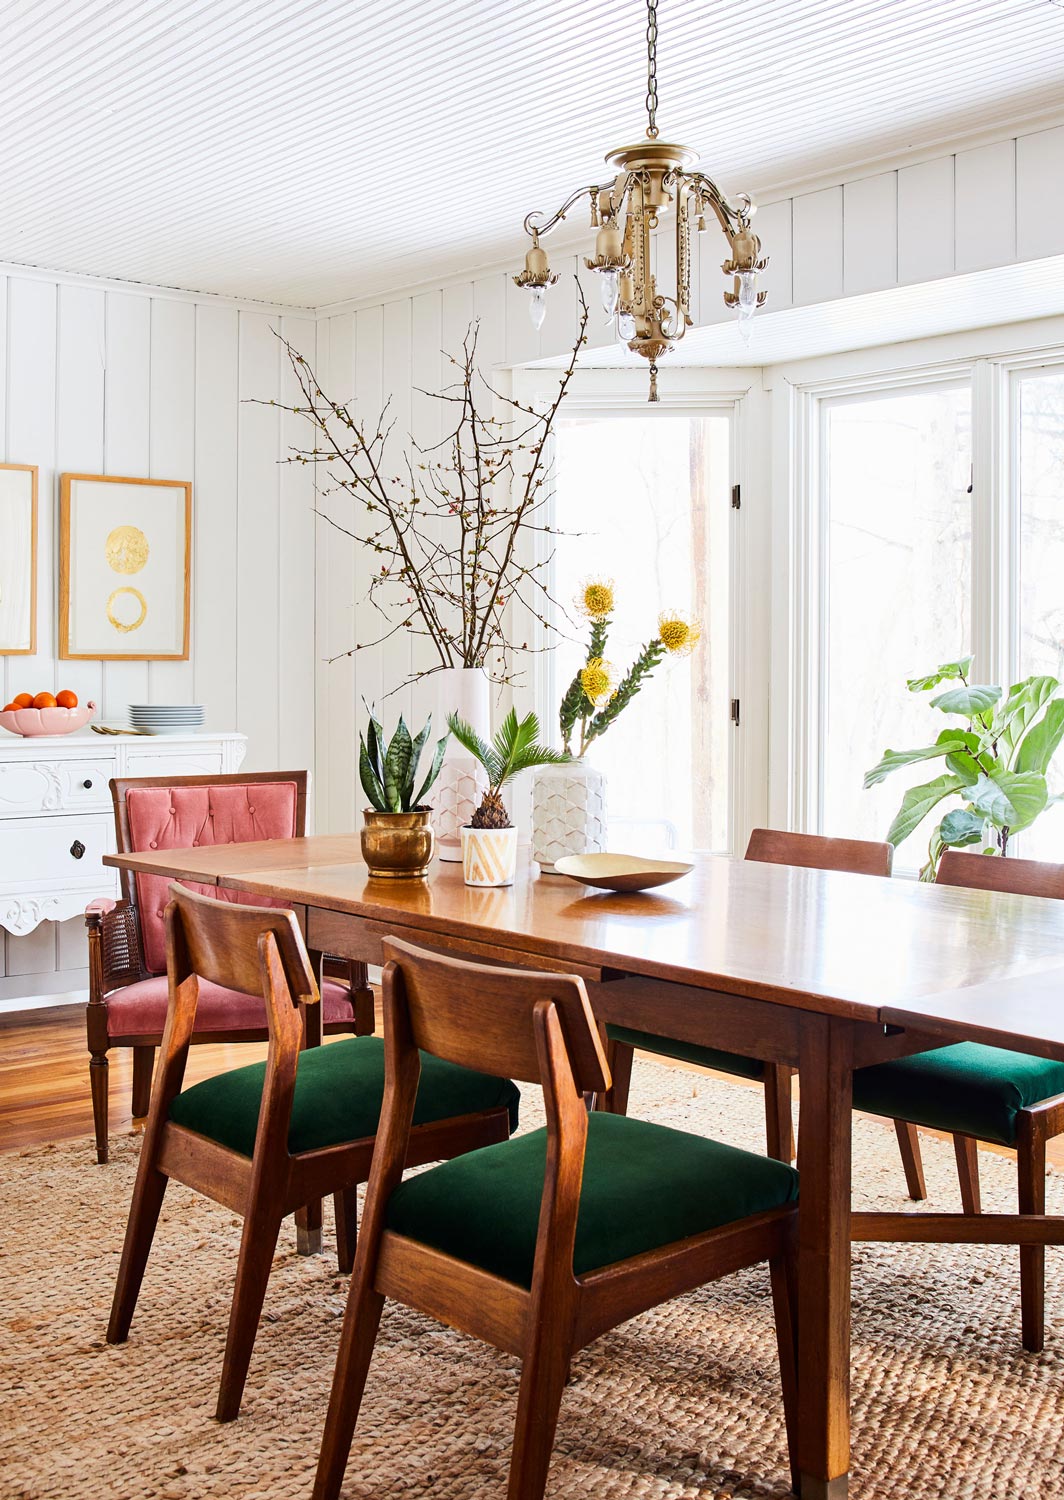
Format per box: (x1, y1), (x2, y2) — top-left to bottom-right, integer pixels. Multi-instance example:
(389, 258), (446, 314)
(683, 173), (753, 233)
(522, 180), (620, 240)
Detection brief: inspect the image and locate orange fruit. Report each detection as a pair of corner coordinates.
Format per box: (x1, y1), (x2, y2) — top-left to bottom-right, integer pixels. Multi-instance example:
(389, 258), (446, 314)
(13, 693), (33, 708)
(3, 703), (18, 713)
(56, 690), (78, 709)
(32, 692), (57, 710)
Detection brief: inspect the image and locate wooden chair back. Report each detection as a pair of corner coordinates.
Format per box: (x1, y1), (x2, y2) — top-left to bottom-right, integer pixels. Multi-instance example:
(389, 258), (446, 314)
(745, 827), (893, 877)
(380, 937), (610, 1095)
(936, 849), (1064, 899)
(166, 882), (317, 1013)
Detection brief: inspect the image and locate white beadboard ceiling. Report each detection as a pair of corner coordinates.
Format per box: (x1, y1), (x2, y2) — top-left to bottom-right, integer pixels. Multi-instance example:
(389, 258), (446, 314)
(1, 0), (1064, 307)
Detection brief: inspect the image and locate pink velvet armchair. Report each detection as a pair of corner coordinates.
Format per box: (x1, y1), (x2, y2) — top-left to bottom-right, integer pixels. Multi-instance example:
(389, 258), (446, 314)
(85, 770), (373, 1163)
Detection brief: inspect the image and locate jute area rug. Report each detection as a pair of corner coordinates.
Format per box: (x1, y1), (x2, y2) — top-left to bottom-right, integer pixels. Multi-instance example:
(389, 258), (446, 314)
(2, 1060), (1064, 1500)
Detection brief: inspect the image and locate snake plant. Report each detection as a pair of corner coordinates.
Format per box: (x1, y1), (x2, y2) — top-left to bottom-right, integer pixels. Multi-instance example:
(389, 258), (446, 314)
(359, 710), (449, 812)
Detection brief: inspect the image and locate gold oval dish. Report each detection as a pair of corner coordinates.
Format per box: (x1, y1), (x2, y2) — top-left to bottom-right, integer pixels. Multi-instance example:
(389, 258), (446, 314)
(552, 853), (695, 892)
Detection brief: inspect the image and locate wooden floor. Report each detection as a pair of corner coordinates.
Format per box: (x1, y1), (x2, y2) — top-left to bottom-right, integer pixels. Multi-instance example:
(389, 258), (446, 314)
(2, 1001), (1062, 1173)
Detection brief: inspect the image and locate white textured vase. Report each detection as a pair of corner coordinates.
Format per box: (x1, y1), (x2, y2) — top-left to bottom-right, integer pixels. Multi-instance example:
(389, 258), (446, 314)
(433, 667), (490, 862)
(461, 825), (519, 887)
(531, 758), (608, 870)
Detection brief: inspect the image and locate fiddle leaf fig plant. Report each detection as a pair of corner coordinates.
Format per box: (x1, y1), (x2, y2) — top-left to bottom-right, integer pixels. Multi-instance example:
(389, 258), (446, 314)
(864, 657), (1064, 879)
(359, 709), (449, 813)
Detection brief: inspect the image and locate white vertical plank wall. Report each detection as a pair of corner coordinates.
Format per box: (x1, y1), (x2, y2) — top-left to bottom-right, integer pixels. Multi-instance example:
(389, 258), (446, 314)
(0, 270), (316, 995)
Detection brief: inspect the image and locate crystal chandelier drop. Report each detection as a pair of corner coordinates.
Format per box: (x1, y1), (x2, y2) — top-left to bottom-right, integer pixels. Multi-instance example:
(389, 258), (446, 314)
(514, 0), (767, 401)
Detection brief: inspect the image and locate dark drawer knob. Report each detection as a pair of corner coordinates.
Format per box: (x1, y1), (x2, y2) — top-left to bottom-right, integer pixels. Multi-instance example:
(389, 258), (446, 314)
(82, 779), (93, 789)
(70, 840), (85, 860)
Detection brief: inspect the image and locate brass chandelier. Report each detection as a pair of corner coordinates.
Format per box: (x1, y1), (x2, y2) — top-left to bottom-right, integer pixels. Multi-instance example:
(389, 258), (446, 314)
(515, 0), (767, 401)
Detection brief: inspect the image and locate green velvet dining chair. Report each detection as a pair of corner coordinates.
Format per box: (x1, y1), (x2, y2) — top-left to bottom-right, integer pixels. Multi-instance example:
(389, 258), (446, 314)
(853, 848), (1064, 1352)
(312, 937), (801, 1500)
(600, 828), (894, 1163)
(107, 884), (520, 1420)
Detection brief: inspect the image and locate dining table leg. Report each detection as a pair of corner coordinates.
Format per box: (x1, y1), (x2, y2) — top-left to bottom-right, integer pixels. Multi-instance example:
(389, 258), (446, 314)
(795, 1014), (855, 1500)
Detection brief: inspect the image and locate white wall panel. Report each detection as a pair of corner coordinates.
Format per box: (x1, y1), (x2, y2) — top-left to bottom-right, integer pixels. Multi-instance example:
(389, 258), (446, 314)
(277, 314), (317, 780)
(843, 173), (898, 295)
(193, 302), (240, 736)
(752, 198), (793, 314)
(1017, 125), (1064, 264)
(955, 140), (1016, 273)
(897, 157), (955, 284)
(148, 295), (196, 704)
(793, 187), (844, 306)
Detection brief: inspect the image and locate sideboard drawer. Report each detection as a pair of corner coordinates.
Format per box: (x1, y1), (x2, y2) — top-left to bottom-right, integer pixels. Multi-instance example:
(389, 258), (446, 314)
(0, 812), (114, 891)
(123, 750), (224, 779)
(0, 757), (113, 816)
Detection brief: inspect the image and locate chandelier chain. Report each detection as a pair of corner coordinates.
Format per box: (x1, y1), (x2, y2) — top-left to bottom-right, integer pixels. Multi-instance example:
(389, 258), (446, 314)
(645, 0), (659, 139)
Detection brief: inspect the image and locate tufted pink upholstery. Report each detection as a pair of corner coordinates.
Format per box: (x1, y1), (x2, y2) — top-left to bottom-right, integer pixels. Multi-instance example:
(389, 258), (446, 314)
(126, 783), (300, 975)
(106, 974), (356, 1037)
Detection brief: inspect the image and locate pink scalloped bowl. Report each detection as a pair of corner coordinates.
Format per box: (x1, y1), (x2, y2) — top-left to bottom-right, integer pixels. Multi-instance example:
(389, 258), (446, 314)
(0, 701), (97, 737)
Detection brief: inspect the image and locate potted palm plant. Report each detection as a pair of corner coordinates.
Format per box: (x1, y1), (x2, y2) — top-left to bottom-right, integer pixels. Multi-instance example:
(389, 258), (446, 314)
(447, 709), (566, 886)
(359, 711), (449, 877)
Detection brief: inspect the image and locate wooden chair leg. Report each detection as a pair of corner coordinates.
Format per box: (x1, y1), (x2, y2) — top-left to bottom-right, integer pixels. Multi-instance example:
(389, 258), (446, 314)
(107, 1158), (169, 1343)
(764, 1065), (795, 1163)
(216, 1210), (286, 1421)
(596, 1038), (634, 1116)
(506, 1319), (572, 1500)
(312, 1279), (387, 1500)
(769, 1233), (801, 1498)
(295, 1198), (323, 1256)
(89, 1052), (109, 1165)
(1016, 1113), (1047, 1354)
(334, 1187), (359, 1275)
(953, 1134), (982, 1215)
(351, 960), (376, 1035)
(893, 1120), (927, 1202)
(131, 1046), (155, 1118)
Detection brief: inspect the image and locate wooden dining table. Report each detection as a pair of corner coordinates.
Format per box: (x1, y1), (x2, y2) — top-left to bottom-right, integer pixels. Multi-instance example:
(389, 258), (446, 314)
(104, 836), (1064, 1500)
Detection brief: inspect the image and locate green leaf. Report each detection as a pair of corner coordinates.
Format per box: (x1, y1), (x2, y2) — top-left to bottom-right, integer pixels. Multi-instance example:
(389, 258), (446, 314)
(358, 737), (388, 811)
(412, 733), (449, 808)
(969, 769), (1048, 833)
(405, 716), (433, 805)
(907, 656), (974, 693)
(383, 716), (413, 811)
(447, 712), (499, 784)
(366, 707), (386, 788)
(930, 684), (1002, 718)
(938, 807), (985, 848)
(1015, 697), (1064, 775)
(943, 729), (985, 785)
(863, 730), (971, 788)
(885, 773), (965, 848)
(990, 675), (1057, 757)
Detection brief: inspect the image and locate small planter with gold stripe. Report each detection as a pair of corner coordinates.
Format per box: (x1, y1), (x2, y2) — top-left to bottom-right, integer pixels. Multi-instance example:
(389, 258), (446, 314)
(460, 825), (519, 887)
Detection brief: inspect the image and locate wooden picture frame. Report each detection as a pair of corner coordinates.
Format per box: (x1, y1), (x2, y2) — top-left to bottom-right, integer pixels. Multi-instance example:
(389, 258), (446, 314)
(59, 473), (191, 661)
(0, 463), (38, 655)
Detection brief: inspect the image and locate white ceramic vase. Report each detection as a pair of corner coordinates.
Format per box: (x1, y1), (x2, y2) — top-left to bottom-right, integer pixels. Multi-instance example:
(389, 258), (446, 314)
(531, 758), (608, 870)
(433, 667), (490, 861)
(461, 824), (519, 887)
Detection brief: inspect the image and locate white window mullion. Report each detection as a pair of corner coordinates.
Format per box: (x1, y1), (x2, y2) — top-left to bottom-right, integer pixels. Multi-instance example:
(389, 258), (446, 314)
(970, 358), (1012, 686)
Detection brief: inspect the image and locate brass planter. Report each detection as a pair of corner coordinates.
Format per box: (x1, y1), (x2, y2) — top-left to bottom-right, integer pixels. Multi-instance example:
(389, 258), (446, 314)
(360, 809), (435, 878)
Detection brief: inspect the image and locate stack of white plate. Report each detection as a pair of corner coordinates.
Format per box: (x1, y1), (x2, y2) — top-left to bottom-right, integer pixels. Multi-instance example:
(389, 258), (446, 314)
(129, 704), (205, 735)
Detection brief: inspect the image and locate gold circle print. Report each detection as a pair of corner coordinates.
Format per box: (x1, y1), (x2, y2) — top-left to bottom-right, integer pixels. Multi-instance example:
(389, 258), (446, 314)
(106, 586), (148, 634)
(105, 524), (150, 574)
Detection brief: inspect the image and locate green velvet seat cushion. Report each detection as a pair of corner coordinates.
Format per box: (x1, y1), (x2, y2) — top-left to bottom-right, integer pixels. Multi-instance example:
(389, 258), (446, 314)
(607, 1024), (766, 1081)
(168, 1036), (520, 1157)
(385, 1110), (798, 1289)
(853, 1041), (1064, 1147)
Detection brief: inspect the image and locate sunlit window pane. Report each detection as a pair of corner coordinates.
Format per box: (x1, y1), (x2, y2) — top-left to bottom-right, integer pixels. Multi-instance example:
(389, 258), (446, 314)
(552, 414), (731, 852)
(1017, 367), (1064, 860)
(821, 386), (972, 863)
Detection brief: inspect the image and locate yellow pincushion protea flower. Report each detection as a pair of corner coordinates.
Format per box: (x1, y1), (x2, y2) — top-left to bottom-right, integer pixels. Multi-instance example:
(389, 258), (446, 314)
(579, 657), (616, 707)
(657, 611), (702, 657)
(575, 577), (615, 621)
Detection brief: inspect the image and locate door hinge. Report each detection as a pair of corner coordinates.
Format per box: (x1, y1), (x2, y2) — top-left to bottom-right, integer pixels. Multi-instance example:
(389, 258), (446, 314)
(730, 698), (741, 726)
(731, 483), (741, 510)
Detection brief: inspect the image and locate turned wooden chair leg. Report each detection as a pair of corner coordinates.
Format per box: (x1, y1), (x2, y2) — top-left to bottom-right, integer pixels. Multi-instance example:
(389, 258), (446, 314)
(1016, 1112), (1047, 1354)
(313, 1279), (387, 1500)
(953, 1133), (982, 1214)
(107, 1157), (169, 1343)
(89, 1052), (110, 1164)
(764, 1064), (795, 1163)
(769, 1233), (801, 1499)
(597, 1038), (634, 1116)
(333, 1187), (359, 1275)
(506, 1315), (573, 1500)
(131, 1046), (155, 1118)
(893, 1119), (927, 1201)
(216, 1209), (287, 1421)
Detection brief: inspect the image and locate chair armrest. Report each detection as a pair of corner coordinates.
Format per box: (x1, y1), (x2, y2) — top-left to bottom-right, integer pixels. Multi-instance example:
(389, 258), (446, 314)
(85, 899), (144, 1001)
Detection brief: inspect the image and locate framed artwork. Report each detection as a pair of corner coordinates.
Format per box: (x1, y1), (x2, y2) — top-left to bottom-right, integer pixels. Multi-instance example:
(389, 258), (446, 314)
(0, 464), (38, 655)
(59, 473), (191, 661)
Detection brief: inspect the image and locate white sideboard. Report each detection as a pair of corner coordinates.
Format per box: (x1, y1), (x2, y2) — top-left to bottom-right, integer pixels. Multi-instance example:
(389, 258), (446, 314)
(0, 732), (248, 938)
